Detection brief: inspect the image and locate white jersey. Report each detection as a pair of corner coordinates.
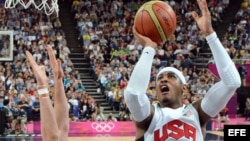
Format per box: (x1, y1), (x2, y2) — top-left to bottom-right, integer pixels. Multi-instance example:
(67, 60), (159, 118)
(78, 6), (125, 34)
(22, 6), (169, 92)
(143, 104), (204, 141)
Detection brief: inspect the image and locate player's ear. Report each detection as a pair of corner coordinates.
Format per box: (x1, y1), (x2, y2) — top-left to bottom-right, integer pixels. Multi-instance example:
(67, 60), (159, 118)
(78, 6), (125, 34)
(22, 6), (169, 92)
(182, 84), (190, 94)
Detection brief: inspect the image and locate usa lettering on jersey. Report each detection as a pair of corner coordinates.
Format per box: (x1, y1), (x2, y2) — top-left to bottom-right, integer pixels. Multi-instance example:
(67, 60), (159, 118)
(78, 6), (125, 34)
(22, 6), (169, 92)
(154, 120), (196, 141)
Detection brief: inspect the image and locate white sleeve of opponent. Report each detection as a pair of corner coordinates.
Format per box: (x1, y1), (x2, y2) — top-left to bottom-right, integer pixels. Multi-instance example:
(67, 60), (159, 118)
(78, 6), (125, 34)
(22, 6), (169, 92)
(201, 32), (241, 117)
(124, 47), (155, 122)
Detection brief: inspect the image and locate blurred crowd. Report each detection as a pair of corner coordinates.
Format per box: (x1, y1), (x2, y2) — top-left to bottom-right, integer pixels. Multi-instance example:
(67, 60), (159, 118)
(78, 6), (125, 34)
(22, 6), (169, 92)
(71, 0), (229, 121)
(0, 0), (249, 135)
(0, 0), (80, 134)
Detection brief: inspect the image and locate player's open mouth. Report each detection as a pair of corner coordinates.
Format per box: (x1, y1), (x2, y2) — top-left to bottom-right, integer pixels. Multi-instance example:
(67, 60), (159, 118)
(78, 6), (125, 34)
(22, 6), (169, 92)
(160, 85), (169, 95)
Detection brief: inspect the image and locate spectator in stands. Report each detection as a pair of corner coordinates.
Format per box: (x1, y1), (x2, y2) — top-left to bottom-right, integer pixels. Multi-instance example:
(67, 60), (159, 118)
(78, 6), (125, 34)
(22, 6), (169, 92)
(0, 95), (9, 135)
(79, 98), (88, 120)
(146, 87), (155, 102)
(120, 75), (128, 90)
(90, 113), (98, 121)
(106, 87), (114, 106)
(75, 82), (86, 92)
(0, 42), (10, 57)
(94, 102), (105, 121)
(180, 54), (193, 69)
(245, 97), (250, 121)
(118, 98), (131, 121)
(63, 74), (71, 89)
(11, 104), (27, 134)
(182, 85), (193, 106)
(124, 0), (241, 140)
(85, 96), (95, 120)
(54, 17), (62, 31)
(238, 64), (247, 86)
(217, 107), (229, 130)
(182, 98), (191, 108)
(69, 94), (79, 108)
(25, 46), (69, 141)
(31, 96), (40, 121)
(106, 113), (117, 122)
(16, 74), (25, 94)
(17, 94), (31, 122)
(113, 85), (122, 111)
(195, 77), (209, 93)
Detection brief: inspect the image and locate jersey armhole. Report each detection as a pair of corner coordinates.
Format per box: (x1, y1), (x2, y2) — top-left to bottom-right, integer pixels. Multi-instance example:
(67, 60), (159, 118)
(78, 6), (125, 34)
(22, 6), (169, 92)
(146, 104), (159, 133)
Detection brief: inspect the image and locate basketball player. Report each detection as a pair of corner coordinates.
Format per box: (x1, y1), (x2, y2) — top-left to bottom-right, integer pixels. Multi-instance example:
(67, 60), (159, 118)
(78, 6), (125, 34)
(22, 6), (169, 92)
(124, 0), (241, 140)
(26, 46), (69, 141)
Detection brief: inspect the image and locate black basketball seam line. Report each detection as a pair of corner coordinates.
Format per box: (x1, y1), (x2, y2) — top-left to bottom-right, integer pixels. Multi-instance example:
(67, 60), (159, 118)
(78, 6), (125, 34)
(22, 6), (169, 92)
(144, 9), (163, 43)
(141, 10), (146, 37)
(140, 4), (147, 37)
(155, 3), (176, 37)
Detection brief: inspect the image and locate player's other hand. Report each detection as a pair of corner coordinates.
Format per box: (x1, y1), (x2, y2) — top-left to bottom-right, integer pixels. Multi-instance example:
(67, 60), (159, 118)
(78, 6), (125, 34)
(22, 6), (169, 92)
(192, 0), (214, 36)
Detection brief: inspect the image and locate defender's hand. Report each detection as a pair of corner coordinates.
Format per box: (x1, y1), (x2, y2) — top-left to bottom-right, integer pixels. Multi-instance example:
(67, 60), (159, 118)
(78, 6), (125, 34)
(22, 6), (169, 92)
(47, 45), (64, 80)
(26, 51), (48, 87)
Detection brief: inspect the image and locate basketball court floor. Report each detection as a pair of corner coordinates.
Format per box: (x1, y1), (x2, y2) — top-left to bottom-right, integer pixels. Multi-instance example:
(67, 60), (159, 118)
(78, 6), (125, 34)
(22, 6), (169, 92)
(1, 117), (249, 141)
(0, 131), (224, 141)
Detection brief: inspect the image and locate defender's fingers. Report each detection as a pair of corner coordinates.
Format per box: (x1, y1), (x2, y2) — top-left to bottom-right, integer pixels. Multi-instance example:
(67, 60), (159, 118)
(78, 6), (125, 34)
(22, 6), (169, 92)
(38, 65), (49, 83)
(26, 51), (39, 70)
(47, 45), (57, 64)
(57, 60), (62, 70)
(39, 65), (46, 74)
(47, 46), (58, 73)
(57, 59), (64, 77)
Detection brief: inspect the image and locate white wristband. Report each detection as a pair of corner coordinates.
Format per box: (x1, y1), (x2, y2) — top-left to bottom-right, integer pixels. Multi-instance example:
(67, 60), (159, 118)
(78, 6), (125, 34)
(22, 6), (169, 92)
(37, 88), (49, 95)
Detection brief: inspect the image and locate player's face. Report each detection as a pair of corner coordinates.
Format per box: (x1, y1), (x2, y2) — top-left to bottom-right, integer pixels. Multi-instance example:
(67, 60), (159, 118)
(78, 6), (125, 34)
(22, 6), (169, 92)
(156, 72), (183, 108)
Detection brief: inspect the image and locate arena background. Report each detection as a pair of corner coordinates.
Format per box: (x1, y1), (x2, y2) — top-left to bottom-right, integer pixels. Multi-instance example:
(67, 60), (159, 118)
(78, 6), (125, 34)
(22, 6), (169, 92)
(0, 0), (250, 140)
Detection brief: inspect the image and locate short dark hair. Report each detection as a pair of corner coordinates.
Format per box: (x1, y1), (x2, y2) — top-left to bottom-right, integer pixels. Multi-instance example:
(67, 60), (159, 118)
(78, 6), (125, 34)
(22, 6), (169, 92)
(0, 95), (4, 99)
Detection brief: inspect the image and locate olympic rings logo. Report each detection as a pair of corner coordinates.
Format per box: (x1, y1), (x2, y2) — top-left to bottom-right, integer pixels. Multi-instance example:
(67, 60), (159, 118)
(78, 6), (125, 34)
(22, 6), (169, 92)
(91, 122), (115, 132)
(95, 134), (111, 137)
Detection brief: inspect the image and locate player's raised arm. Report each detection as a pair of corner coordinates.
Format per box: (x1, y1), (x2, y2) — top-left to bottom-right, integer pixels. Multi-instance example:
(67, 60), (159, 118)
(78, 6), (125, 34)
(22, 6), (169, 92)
(192, 0), (241, 119)
(47, 45), (69, 141)
(26, 50), (59, 141)
(124, 26), (157, 122)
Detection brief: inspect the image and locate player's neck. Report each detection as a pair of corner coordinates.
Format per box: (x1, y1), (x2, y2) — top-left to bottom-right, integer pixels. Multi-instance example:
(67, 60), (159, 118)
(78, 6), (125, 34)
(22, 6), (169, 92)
(159, 100), (182, 109)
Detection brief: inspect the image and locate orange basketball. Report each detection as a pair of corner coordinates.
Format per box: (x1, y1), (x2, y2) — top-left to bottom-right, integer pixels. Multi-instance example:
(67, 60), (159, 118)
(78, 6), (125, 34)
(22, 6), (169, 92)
(134, 1), (177, 45)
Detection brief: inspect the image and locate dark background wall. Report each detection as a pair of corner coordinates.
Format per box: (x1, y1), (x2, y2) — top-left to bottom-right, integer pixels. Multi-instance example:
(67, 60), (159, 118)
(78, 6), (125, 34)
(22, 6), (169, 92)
(237, 87), (250, 115)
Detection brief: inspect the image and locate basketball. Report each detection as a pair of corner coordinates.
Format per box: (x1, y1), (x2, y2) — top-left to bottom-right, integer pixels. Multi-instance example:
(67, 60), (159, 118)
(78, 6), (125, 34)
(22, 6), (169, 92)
(134, 1), (177, 45)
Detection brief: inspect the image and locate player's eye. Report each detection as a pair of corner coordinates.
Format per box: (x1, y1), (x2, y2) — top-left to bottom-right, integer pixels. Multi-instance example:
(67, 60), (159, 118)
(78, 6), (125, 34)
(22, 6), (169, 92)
(157, 76), (163, 80)
(167, 73), (176, 79)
